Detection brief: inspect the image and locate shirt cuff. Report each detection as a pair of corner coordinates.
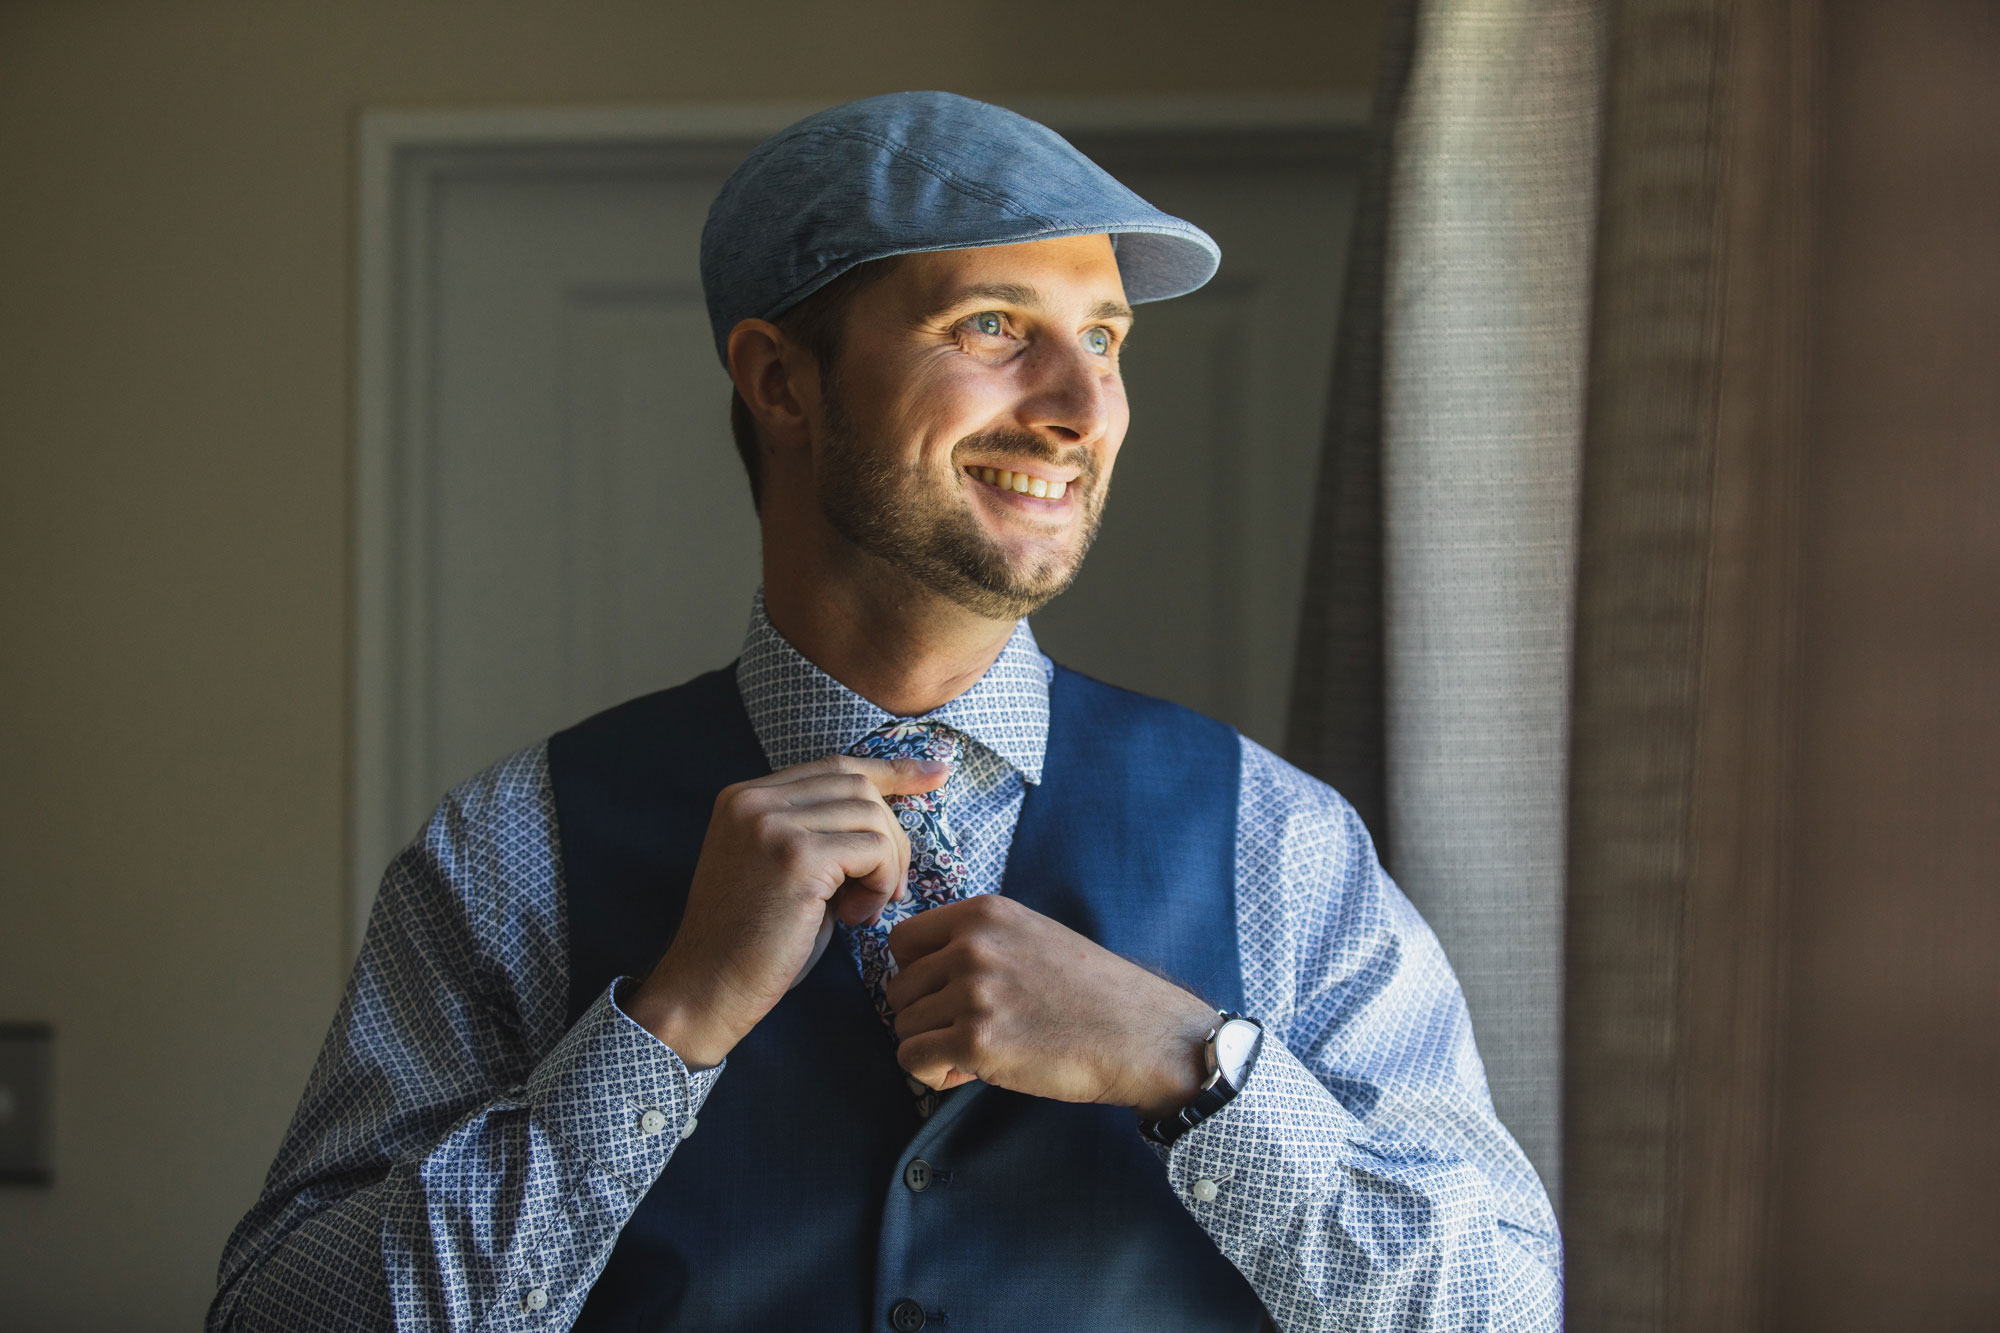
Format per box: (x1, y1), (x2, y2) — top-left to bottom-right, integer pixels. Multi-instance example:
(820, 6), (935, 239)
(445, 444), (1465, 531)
(522, 978), (724, 1193)
(1154, 1035), (1361, 1243)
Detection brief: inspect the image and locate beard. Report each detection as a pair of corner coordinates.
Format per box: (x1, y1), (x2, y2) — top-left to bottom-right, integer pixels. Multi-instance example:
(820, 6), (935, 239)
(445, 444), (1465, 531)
(814, 378), (1107, 622)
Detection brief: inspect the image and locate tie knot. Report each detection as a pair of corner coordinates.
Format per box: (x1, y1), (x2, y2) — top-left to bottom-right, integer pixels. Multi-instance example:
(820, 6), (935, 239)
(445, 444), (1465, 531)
(848, 719), (960, 766)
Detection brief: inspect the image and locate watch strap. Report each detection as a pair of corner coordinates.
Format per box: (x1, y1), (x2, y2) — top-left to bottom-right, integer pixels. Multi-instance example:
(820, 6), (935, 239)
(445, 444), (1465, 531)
(1139, 1013), (1262, 1146)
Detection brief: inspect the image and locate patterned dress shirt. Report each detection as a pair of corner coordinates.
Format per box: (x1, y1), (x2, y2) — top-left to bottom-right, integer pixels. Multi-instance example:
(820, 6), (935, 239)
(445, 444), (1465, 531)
(210, 593), (1562, 1332)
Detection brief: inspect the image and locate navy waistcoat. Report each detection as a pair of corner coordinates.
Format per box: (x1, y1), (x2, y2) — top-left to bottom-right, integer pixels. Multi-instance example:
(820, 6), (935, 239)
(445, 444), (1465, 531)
(549, 664), (1270, 1332)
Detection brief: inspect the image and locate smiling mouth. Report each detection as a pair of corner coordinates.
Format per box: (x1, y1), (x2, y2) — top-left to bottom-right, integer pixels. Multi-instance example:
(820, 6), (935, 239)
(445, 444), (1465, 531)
(965, 465), (1069, 500)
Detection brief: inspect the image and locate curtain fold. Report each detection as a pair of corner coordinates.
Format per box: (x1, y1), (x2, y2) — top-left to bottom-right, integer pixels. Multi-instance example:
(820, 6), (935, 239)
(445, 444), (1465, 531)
(1288, 0), (1605, 1205)
(1563, 0), (1812, 1324)
(1285, 0), (1421, 849)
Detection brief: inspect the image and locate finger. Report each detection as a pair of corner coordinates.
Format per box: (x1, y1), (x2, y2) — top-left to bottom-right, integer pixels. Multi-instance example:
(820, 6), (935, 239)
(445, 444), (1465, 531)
(790, 797), (911, 883)
(789, 796), (906, 835)
(864, 754), (952, 799)
(761, 772), (889, 807)
(751, 784), (912, 902)
(888, 983), (959, 1041)
(886, 893), (992, 967)
(814, 830), (905, 925)
(765, 753), (952, 800)
(882, 944), (955, 1015)
(896, 1027), (981, 1092)
(828, 874), (909, 927)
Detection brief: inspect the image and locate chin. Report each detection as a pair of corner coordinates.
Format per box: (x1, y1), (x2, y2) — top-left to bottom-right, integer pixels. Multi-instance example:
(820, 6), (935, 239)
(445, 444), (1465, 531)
(944, 552), (1085, 621)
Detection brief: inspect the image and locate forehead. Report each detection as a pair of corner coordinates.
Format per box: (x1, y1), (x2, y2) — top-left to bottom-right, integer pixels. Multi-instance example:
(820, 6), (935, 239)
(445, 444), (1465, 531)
(886, 234), (1128, 313)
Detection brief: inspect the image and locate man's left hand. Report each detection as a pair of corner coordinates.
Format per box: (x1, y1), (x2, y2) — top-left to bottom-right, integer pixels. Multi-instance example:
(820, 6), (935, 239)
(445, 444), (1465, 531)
(884, 894), (1218, 1118)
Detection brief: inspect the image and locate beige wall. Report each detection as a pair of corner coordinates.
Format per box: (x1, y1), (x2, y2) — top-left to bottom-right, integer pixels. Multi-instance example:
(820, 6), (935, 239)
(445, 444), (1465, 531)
(0, 2), (1384, 1327)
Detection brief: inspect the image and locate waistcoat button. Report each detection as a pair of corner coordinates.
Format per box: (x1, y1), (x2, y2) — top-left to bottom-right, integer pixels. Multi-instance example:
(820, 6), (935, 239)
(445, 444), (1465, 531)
(889, 1297), (927, 1331)
(903, 1158), (933, 1192)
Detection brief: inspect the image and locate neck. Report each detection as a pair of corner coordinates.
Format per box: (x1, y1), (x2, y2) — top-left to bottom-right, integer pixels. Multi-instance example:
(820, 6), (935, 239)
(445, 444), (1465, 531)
(761, 560), (1018, 721)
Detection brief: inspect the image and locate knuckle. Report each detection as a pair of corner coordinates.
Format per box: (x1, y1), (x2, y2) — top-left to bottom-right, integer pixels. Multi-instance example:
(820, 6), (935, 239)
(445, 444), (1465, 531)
(764, 824), (810, 867)
(961, 1013), (998, 1058)
(962, 973), (1002, 1013)
(972, 893), (1011, 919)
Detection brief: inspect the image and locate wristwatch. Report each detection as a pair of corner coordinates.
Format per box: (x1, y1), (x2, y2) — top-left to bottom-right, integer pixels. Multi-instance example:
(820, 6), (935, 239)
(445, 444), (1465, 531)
(1139, 1012), (1264, 1146)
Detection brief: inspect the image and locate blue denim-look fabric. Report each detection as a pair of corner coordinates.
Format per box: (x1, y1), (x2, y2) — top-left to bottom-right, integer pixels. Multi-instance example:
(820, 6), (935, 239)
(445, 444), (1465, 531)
(208, 595), (1563, 1331)
(699, 91), (1222, 362)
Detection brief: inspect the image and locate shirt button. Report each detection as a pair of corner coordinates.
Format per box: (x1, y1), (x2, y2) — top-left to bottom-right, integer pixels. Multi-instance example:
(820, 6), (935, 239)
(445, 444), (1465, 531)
(680, 1115), (698, 1139)
(888, 1298), (927, 1331)
(523, 1286), (550, 1312)
(1192, 1177), (1221, 1203)
(903, 1158), (933, 1192)
(637, 1109), (668, 1136)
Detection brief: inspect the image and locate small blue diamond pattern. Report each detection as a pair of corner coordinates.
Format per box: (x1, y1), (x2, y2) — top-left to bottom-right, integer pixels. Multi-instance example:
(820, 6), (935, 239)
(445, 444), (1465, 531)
(207, 591), (1560, 1333)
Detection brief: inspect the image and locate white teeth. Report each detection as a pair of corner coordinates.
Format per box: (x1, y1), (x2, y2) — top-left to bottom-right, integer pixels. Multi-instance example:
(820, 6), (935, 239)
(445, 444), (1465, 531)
(973, 466), (1070, 499)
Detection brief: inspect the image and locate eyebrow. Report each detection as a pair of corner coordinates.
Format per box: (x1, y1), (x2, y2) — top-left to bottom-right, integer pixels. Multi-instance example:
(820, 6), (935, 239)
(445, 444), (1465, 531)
(930, 282), (1135, 325)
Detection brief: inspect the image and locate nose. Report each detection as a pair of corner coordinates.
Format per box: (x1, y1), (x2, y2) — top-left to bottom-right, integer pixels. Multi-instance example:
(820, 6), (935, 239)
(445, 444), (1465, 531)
(1013, 336), (1118, 447)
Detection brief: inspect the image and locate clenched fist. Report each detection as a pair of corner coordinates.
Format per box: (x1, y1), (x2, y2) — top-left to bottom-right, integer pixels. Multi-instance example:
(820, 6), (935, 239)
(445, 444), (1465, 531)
(884, 894), (1219, 1118)
(623, 753), (950, 1068)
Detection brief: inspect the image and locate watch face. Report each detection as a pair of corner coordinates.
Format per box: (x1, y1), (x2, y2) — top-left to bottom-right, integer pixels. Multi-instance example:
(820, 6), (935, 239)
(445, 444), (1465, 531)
(1214, 1018), (1262, 1086)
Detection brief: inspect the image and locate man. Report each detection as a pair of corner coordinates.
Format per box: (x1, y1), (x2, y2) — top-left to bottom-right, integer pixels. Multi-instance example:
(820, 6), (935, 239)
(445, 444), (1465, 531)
(212, 92), (1560, 1332)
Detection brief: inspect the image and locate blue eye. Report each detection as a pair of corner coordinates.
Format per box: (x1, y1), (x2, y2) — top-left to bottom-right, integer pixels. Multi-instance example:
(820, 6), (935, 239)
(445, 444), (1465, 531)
(1084, 327), (1112, 356)
(969, 312), (1004, 336)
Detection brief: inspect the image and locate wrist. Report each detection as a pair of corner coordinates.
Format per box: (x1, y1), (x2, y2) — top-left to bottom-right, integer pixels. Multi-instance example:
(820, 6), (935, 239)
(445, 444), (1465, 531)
(1139, 1012), (1265, 1145)
(1129, 993), (1220, 1119)
(622, 969), (738, 1071)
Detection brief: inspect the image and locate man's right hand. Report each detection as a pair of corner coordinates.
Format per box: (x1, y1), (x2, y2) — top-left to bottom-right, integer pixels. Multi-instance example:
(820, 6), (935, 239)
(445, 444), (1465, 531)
(621, 753), (949, 1069)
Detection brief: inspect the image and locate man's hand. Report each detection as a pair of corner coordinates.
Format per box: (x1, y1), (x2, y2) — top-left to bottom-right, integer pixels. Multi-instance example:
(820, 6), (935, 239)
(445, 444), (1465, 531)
(624, 754), (950, 1069)
(885, 894), (1218, 1117)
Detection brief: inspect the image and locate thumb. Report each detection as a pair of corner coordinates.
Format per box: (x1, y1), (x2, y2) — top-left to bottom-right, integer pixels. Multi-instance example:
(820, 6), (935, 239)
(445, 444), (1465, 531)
(871, 754), (952, 798)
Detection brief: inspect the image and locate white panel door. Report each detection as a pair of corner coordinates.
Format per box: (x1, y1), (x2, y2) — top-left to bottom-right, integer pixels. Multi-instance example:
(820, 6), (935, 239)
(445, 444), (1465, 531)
(356, 116), (1358, 936)
(1033, 135), (1354, 751)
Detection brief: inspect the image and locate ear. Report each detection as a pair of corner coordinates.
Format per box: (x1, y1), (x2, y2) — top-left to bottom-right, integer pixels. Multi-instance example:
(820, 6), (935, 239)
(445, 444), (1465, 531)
(726, 318), (817, 454)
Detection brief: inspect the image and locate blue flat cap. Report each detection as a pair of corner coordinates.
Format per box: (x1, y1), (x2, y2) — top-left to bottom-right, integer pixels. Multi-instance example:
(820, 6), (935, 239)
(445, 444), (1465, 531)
(700, 91), (1222, 364)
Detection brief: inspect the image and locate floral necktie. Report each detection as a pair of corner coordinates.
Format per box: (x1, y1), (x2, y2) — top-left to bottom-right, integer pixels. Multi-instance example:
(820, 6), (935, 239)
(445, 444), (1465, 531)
(843, 719), (971, 1031)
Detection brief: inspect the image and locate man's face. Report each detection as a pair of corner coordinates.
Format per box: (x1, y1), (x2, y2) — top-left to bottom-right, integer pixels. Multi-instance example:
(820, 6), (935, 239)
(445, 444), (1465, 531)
(810, 235), (1133, 621)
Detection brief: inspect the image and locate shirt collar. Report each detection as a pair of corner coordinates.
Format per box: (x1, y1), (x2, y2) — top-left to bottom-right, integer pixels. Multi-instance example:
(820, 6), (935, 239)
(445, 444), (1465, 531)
(735, 588), (1051, 785)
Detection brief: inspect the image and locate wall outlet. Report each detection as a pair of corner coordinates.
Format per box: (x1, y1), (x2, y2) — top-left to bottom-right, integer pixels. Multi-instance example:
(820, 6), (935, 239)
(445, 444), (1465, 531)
(0, 1023), (53, 1185)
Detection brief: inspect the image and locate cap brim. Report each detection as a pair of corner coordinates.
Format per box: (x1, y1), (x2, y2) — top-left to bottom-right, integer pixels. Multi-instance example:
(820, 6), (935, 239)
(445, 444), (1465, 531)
(1108, 226), (1222, 304)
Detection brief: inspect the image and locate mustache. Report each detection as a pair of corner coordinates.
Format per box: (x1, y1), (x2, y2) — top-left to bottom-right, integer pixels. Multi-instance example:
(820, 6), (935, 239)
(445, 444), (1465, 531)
(952, 429), (1098, 484)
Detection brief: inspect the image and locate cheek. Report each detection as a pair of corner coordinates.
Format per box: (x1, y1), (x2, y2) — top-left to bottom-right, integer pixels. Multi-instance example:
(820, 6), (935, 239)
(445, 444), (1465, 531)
(837, 358), (963, 460)
(897, 359), (1018, 454)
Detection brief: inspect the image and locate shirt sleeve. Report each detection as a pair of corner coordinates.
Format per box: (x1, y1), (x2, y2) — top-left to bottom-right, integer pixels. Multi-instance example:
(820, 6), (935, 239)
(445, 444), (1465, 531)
(1151, 737), (1562, 1331)
(207, 746), (721, 1332)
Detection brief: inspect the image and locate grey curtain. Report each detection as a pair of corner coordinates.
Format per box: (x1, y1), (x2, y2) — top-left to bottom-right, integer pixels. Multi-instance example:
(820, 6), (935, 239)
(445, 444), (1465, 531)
(1289, 0), (1604, 1206)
